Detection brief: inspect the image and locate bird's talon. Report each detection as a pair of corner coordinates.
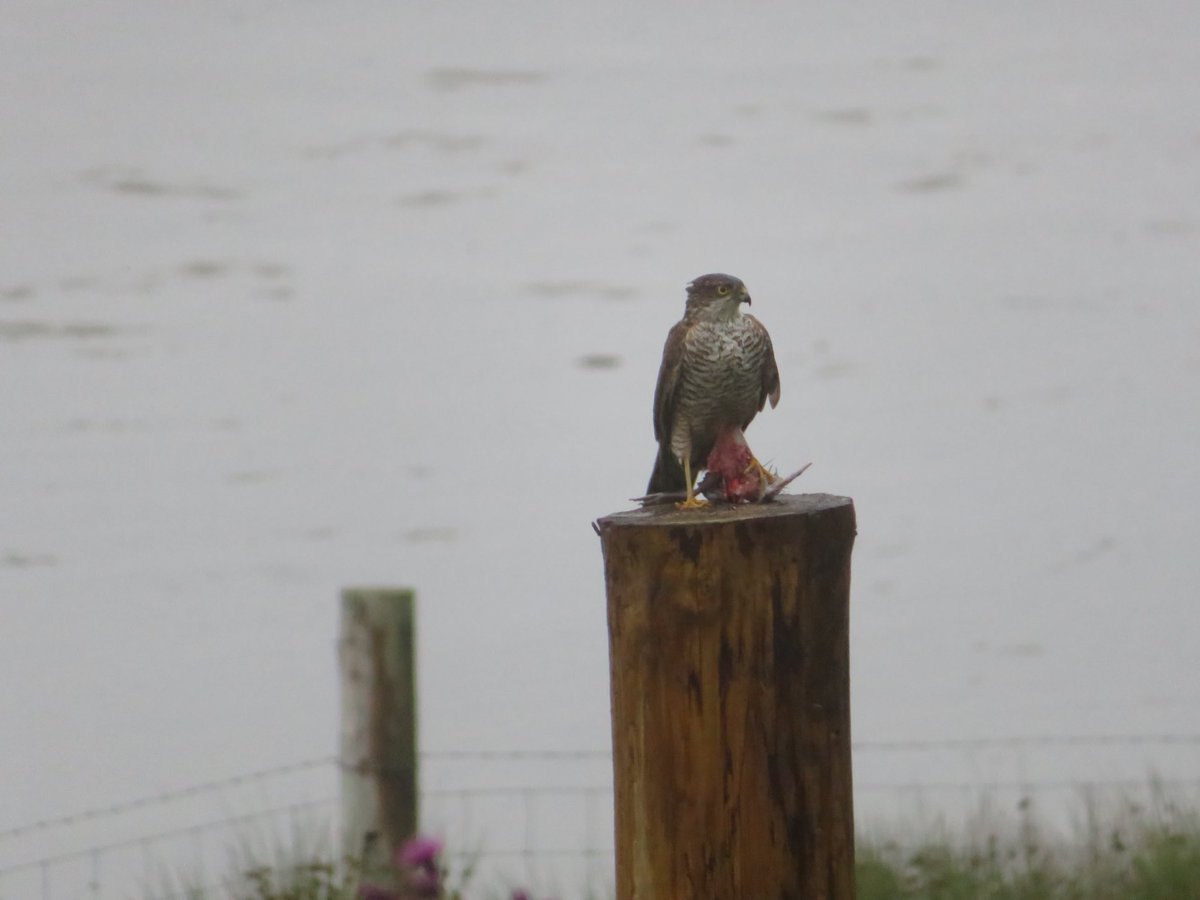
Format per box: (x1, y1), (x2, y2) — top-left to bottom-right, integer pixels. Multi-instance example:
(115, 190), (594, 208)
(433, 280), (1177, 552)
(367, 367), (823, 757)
(676, 496), (710, 510)
(744, 456), (776, 484)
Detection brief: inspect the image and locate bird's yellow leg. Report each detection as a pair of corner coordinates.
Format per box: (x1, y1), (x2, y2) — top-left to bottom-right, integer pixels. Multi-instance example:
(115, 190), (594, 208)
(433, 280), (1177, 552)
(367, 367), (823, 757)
(676, 456), (708, 509)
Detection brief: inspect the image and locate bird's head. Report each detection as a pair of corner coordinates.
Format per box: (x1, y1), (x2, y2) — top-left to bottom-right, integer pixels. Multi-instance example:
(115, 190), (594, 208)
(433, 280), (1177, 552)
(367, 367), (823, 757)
(684, 273), (751, 321)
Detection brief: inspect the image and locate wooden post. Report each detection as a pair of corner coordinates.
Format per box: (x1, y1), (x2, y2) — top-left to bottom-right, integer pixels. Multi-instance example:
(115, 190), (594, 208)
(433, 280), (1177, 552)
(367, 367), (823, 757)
(339, 587), (418, 877)
(596, 493), (856, 900)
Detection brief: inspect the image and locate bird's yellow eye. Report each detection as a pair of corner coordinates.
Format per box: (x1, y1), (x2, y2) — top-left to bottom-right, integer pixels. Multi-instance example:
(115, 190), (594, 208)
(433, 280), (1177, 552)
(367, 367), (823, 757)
(717, 284), (730, 295)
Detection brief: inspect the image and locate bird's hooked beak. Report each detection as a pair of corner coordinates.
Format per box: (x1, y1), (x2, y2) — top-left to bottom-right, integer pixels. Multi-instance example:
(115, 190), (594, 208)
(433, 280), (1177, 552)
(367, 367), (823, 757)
(739, 286), (752, 305)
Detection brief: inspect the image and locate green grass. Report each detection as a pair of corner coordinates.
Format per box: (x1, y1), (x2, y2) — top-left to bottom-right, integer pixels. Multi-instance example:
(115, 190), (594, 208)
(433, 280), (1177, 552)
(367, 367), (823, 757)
(856, 826), (1200, 899)
(188, 792), (1200, 899)
(856, 791), (1200, 900)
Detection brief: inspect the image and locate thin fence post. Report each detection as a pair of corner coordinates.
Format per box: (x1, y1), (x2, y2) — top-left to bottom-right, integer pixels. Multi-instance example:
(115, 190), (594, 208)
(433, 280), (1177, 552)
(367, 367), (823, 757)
(596, 493), (857, 899)
(89, 847), (101, 899)
(339, 587), (418, 880)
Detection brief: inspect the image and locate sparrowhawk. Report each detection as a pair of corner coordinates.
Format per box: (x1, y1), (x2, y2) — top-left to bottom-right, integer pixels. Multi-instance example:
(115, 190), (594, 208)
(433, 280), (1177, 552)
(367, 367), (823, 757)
(647, 273), (781, 507)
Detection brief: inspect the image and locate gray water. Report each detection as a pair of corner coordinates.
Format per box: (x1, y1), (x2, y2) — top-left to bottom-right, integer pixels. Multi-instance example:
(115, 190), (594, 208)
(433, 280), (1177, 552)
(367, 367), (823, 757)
(3, 1), (1200, 894)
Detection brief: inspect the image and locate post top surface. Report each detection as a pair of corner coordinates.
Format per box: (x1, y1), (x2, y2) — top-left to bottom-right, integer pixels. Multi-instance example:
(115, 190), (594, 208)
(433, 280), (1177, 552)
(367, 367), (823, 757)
(595, 492), (853, 532)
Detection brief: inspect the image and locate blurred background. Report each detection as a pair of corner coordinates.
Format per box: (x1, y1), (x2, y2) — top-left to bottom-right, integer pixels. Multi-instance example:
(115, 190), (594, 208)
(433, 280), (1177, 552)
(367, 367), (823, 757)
(2, 1), (1199, 896)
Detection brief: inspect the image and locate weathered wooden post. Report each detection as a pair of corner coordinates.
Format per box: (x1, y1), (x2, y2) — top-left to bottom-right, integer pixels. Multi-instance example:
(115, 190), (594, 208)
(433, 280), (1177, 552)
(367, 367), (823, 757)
(596, 494), (856, 900)
(339, 587), (418, 878)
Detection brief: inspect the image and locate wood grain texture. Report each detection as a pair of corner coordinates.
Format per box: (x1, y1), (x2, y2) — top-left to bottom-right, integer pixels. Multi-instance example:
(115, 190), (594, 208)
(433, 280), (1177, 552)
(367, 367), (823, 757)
(597, 494), (856, 900)
(339, 587), (418, 878)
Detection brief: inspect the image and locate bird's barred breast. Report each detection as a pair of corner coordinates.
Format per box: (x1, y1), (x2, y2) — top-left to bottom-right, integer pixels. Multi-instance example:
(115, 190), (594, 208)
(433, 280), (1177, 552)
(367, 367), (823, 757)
(675, 319), (769, 440)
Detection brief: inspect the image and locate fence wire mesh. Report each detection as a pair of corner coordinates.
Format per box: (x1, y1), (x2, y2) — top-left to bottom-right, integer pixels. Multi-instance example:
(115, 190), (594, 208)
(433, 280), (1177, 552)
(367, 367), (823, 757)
(3, 735), (1199, 899)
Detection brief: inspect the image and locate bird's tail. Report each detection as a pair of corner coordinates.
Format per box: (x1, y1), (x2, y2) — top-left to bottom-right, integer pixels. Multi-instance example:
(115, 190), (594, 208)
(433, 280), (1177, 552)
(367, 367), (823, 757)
(647, 444), (687, 495)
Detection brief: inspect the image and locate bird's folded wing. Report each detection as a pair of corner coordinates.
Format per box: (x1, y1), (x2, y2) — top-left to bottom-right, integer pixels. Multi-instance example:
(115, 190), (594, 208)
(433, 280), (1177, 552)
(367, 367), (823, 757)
(652, 319), (690, 442)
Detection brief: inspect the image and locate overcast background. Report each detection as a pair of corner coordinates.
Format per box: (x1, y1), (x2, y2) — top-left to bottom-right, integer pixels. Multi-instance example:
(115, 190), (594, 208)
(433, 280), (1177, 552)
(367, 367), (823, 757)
(3, 1), (1199, 895)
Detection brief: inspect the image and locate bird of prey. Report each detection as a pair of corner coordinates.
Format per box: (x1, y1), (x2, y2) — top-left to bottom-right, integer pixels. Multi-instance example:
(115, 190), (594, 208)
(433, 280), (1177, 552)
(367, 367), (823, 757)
(647, 273), (781, 508)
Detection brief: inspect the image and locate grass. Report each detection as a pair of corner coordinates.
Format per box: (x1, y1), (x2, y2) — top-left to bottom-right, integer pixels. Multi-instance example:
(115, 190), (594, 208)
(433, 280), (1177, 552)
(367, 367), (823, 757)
(856, 789), (1200, 899)
(166, 790), (1200, 899)
(857, 825), (1200, 899)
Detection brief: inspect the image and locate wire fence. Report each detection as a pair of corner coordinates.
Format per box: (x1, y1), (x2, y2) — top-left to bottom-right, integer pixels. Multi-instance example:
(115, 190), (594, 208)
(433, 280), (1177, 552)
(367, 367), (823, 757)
(3, 735), (1200, 899)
